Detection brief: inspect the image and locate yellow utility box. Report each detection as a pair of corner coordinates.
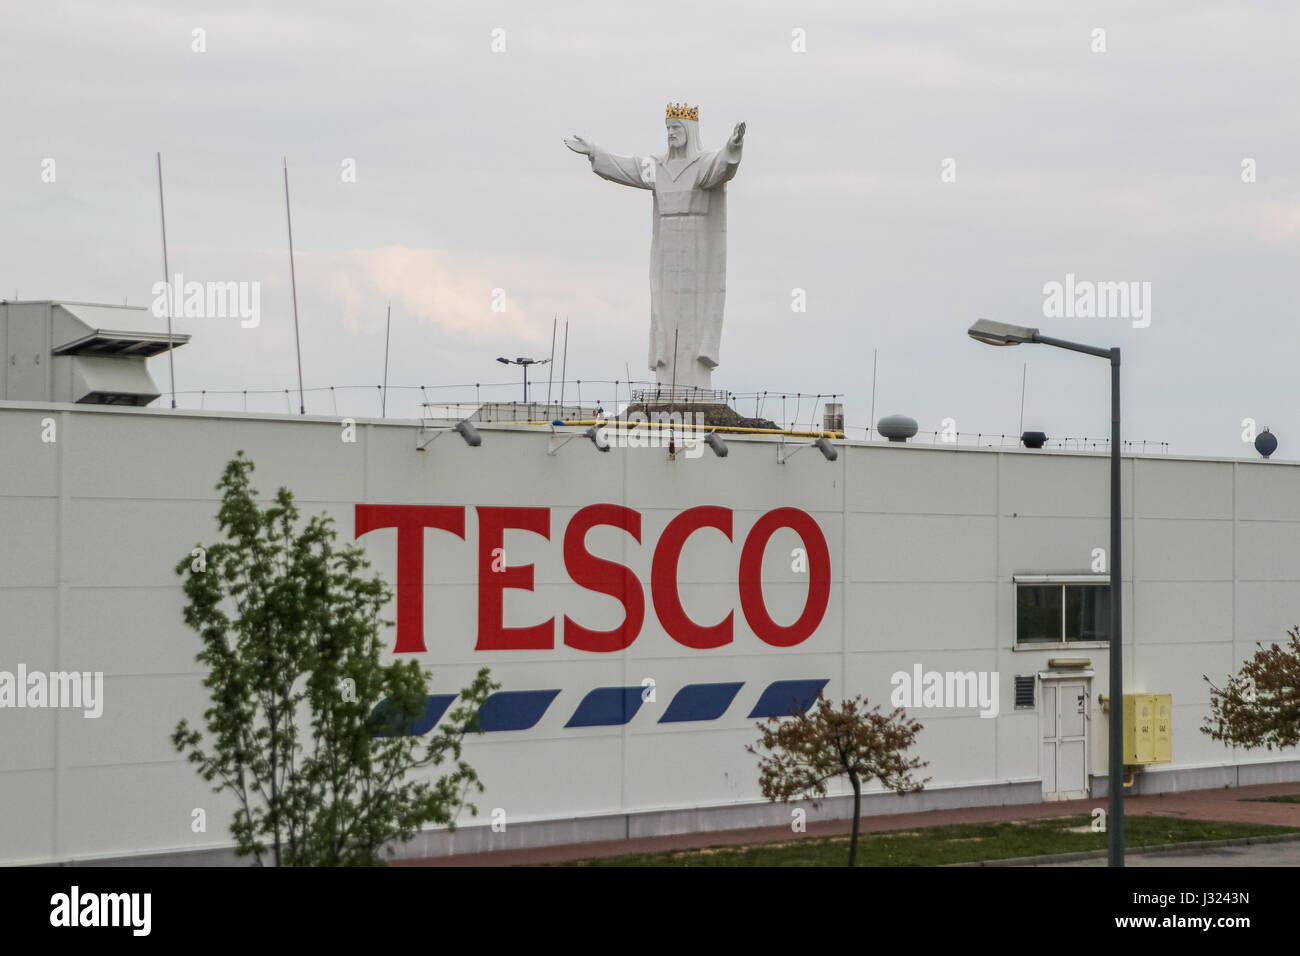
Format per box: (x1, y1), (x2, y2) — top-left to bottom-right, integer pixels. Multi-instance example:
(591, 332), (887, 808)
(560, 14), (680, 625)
(1122, 693), (1172, 764)
(1122, 694), (1154, 764)
(1152, 694), (1172, 762)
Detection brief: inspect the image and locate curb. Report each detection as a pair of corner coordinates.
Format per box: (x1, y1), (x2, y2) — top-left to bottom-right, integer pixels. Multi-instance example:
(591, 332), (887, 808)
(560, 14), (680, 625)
(948, 830), (1300, 867)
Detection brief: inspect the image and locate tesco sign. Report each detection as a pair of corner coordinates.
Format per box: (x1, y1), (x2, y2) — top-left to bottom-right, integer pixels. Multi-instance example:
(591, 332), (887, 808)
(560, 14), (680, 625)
(355, 504), (831, 655)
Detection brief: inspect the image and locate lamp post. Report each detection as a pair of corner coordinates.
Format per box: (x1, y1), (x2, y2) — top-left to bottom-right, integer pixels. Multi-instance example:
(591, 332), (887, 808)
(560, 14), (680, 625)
(496, 356), (550, 404)
(967, 318), (1124, 867)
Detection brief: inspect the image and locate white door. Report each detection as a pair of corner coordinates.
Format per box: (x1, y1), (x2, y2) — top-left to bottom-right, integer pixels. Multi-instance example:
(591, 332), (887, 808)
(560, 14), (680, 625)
(1041, 680), (1089, 801)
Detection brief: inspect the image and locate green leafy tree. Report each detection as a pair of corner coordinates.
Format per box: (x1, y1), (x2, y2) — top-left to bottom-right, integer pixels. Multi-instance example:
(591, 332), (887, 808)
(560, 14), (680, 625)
(1202, 626), (1300, 751)
(747, 693), (928, 866)
(172, 452), (497, 866)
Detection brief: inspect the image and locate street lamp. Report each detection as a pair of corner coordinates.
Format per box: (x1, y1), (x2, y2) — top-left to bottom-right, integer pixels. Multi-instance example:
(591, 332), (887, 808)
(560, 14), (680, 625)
(496, 356), (551, 404)
(967, 318), (1124, 867)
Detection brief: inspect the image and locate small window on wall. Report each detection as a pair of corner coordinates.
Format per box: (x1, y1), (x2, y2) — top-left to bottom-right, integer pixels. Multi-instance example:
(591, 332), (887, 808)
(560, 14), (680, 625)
(1016, 582), (1110, 644)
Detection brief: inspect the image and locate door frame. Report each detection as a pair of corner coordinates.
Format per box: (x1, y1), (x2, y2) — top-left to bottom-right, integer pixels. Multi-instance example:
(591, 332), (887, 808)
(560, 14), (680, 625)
(1039, 673), (1092, 801)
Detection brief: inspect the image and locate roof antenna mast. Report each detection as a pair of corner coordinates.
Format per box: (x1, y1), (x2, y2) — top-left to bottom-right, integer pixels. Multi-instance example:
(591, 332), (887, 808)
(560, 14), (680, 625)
(156, 152), (177, 408)
(381, 300), (391, 417)
(559, 318), (569, 411)
(546, 315), (557, 406)
(283, 156), (306, 415)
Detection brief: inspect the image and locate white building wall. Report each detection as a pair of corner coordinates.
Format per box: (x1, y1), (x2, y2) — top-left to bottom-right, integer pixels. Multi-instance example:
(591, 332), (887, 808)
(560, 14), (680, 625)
(0, 402), (1298, 864)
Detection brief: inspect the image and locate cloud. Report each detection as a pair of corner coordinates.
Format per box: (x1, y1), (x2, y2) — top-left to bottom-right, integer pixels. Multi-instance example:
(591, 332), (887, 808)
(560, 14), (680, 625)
(1257, 202), (1300, 244)
(299, 245), (644, 351)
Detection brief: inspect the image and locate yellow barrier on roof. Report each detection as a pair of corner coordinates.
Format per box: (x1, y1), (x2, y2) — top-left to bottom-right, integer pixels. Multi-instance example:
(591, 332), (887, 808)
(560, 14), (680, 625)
(512, 419), (845, 440)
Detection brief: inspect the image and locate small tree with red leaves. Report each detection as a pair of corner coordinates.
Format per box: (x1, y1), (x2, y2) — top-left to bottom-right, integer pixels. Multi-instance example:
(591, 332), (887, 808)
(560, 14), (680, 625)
(747, 693), (929, 866)
(1202, 626), (1300, 752)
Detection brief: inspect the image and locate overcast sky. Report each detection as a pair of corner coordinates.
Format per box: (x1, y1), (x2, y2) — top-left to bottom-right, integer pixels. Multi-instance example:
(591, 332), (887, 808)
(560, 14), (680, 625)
(3, 1), (1297, 457)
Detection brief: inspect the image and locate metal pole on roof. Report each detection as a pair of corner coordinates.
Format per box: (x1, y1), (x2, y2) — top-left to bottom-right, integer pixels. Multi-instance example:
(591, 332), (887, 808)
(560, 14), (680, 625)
(1018, 362), (1027, 435)
(381, 301), (391, 417)
(283, 157), (306, 415)
(546, 315), (556, 406)
(670, 326), (679, 400)
(559, 319), (569, 411)
(869, 348), (877, 439)
(156, 153), (177, 409)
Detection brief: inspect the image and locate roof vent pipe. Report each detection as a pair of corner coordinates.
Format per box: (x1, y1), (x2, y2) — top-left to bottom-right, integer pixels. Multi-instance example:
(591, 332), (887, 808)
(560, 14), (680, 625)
(876, 414), (918, 443)
(1256, 427), (1277, 459)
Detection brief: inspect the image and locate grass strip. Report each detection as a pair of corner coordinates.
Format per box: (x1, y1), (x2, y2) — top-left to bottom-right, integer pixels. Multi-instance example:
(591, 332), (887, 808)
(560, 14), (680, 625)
(554, 815), (1299, 867)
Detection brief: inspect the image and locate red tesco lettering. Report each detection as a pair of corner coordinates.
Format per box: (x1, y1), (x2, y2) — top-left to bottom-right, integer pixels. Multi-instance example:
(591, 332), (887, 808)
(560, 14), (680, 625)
(355, 503), (830, 654)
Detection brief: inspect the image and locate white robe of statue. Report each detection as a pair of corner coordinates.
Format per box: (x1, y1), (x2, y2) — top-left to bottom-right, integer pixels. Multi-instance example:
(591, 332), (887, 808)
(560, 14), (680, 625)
(566, 110), (745, 393)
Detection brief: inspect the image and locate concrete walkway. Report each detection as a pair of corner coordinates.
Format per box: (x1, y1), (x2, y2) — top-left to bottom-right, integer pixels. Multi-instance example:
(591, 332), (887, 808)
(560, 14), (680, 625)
(1032, 839), (1300, 867)
(392, 782), (1300, 867)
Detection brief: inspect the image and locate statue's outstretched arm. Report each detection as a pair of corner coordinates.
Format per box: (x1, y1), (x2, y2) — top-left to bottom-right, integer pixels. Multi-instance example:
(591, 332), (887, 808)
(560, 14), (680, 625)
(564, 135), (594, 156)
(566, 134), (652, 190)
(698, 129), (744, 191)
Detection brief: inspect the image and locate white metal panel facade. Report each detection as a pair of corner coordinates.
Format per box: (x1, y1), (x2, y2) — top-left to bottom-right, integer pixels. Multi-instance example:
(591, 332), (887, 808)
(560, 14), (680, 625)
(1, 402), (1299, 865)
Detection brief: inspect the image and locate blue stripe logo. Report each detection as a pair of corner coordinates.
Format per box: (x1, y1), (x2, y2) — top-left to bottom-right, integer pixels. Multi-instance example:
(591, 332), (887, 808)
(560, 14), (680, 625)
(660, 681), (745, 722)
(566, 686), (646, 727)
(371, 679), (828, 736)
(477, 689), (561, 731)
(747, 679), (829, 718)
(370, 693), (458, 737)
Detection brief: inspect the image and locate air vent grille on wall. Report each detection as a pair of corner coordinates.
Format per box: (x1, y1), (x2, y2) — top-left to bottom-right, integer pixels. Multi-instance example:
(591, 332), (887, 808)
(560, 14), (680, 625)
(1014, 675), (1036, 710)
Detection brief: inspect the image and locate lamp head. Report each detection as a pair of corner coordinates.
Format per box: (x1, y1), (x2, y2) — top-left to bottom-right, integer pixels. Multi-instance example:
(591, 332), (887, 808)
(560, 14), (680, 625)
(968, 318), (1039, 347)
(453, 419), (482, 447)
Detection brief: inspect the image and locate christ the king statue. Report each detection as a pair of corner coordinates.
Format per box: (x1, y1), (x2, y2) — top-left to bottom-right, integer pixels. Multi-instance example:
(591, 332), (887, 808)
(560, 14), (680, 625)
(566, 103), (745, 392)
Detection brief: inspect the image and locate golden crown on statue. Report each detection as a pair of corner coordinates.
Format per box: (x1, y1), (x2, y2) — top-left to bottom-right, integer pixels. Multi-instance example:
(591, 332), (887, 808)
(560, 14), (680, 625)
(666, 102), (699, 121)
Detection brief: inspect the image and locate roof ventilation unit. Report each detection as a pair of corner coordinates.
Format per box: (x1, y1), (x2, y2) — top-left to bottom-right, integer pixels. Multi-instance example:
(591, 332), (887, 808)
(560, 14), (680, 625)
(876, 414), (918, 443)
(1, 301), (189, 406)
(1255, 427), (1277, 459)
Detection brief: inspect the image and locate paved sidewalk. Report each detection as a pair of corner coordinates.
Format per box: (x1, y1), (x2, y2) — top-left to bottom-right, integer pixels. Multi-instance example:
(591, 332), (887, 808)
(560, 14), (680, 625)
(1032, 839), (1300, 867)
(392, 782), (1300, 867)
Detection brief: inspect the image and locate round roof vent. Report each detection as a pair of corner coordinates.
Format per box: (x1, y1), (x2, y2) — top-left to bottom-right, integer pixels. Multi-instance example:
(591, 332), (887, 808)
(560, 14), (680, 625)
(1256, 427), (1278, 459)
(1021, 431), (1048, 449)
(877, 414), (918, 442)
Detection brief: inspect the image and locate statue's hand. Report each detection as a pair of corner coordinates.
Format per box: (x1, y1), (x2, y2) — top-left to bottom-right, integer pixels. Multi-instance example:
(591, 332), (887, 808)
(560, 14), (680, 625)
(730, 122), (746, 147)
(564, 135), (593, 156)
